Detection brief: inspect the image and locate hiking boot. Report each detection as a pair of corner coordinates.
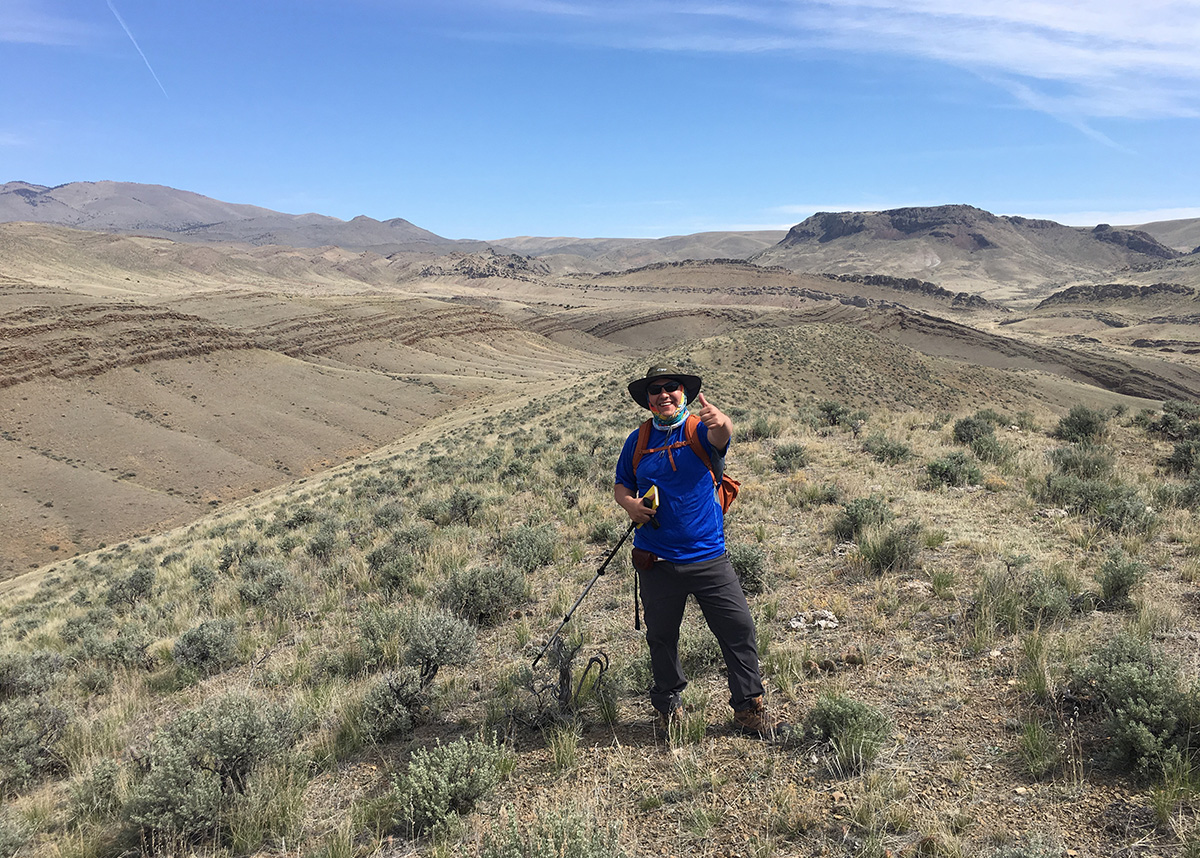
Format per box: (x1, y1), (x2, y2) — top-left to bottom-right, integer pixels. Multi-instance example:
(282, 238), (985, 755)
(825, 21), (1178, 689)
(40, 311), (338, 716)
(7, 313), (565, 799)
(655, 694), (685, 731)
(731, 696), (776, 736)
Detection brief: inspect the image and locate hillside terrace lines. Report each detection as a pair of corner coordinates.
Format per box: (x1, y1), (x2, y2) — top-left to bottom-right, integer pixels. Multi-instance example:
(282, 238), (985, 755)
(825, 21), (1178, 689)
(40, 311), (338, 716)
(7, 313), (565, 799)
(0, 303), (254, 388)
(248, 305), (521, 356)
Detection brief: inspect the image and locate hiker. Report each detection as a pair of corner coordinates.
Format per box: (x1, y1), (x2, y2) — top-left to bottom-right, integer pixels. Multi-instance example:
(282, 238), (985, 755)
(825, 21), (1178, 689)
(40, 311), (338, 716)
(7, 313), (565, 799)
(614, 364), (773, 735)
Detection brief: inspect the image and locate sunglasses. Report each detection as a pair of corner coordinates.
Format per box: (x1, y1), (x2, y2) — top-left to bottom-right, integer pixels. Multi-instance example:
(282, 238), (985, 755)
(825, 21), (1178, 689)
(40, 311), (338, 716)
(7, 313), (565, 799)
(646, 381), (681, 396)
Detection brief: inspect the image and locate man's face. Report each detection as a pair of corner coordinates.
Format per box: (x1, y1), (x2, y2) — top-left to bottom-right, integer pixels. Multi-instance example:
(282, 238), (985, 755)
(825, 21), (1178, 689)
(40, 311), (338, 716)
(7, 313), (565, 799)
(647, 377), (685, 418)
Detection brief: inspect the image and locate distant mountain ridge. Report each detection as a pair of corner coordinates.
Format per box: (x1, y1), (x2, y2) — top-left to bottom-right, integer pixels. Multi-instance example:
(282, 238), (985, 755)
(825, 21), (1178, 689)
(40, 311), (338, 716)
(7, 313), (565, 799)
(3, 182), (1198, 297)
(0, 180), (467, 253)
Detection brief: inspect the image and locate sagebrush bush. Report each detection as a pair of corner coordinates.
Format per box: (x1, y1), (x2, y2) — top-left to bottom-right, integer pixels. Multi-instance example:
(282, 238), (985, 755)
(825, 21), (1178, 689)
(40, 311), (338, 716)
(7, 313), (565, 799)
(0, 650), (64, 701)
(127, 693), (297, 844)
(803, 693), (892, 773)
(971, 563), (1082, 639)
(0, 696), (69, 791)
(831, 495), (893, 542)
(1047, 444), (1114, 479)
(862, 434), (912, 465)
(926, 452), (982, 488)
(857, 522), (922, 574)
(503, 525), (557, 573)
(953, 416), (995, 446)
(366, 543), (416, 594)
(1053, 405), (1108, 443)
(481, 804), (628, 858)
(1072, 633), (1199, 779)
(173, 619), (238, 676)
(407, 608), (478, 687)
(70, 757), (123, 822)
(969, 433), (1012, 465)
(772, 443), (809, 472)
(105, 566), (156, 611)
(440, 565), (527, 626)
(1039, 474), (1155, 533)
(385, 737), (505, 836)
(1096, 553), (1147, 610)
(360, 668), (422, 743)
(237, 558), (290, 605)
(742, 415), (783, 441)
(1167, 439), (1200, 476)
(727, 544), (769, 595)
(552, 453), (592, 480)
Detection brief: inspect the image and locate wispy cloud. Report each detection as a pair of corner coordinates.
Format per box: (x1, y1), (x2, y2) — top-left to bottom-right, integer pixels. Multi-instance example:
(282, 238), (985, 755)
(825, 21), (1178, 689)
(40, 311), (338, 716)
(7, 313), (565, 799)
(459, 0), (1200, 121)
(0, 131), (27, 146)
(106, 0), (168, 98)
(1, 0), (90, 45)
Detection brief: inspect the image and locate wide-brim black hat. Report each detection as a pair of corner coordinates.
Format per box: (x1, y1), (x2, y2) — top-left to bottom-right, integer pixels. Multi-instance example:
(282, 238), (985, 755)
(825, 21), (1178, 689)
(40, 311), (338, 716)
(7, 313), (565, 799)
(627, 364), (702, 409)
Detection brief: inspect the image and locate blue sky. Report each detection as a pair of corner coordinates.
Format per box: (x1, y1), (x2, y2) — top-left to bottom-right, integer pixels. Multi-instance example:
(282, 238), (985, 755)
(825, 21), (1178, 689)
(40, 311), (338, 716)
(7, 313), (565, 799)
(3, 0), (1199, 239)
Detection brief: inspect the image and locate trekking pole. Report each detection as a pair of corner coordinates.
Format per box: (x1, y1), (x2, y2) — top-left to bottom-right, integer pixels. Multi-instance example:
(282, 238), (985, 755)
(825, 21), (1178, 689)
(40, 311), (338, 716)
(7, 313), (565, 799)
(532, 520), (635, 669)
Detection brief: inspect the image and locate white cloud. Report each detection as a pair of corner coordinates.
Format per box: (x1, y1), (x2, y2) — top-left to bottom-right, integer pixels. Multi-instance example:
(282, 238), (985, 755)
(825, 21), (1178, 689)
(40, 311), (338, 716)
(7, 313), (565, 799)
(1017, 206), (1200, 227)
(0, 0), (90, 45)
(467, 0), (1200, 120)
(0, 132), (26, 146)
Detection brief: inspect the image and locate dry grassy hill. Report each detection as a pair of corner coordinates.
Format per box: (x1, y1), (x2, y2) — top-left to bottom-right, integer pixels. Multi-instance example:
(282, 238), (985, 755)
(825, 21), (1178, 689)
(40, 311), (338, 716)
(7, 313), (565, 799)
(2, 323), (1199, 857)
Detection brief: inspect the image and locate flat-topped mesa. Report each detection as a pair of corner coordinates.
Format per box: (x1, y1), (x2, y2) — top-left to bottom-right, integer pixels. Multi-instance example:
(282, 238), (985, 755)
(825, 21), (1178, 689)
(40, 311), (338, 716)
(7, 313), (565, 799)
(1037, 282), (1196, 309)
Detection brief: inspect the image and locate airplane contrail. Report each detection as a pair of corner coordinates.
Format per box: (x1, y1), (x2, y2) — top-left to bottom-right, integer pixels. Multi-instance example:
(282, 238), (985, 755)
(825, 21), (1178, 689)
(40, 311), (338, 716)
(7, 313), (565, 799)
(106, 0), (168, 98)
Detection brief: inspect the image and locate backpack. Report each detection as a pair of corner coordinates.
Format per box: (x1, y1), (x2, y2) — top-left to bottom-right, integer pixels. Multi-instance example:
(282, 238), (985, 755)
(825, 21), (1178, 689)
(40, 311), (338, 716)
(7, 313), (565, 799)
(631, 415), (740, 514)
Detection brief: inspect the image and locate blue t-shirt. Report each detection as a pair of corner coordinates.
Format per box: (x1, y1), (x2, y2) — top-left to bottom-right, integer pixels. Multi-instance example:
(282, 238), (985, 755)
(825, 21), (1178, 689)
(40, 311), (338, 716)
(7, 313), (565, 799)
(615, 420), (725, 563)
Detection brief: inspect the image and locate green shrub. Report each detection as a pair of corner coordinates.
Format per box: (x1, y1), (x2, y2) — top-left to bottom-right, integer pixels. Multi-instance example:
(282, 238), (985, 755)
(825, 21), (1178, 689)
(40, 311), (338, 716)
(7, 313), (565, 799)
(727, 544), (769, 595)
(0, 808), (29, 858)
(1096, 553), (1147, 610)
(742, 415), (783, 441)
(0, 650), (64, 701)
(862, 434), (912, 465)
(503, 525), (557, 573)
(104, 566), (156, 611)
(1053, 405), (1108, 444)
(70, 757), (123, 821)
(360, 668), (422, 743)
(372, 501), (406, 528)
(587, 520), (623, 544)
(126, 694), (297, 844)
(553, 453), (592, 480)
(307, 523), (340, 561)
(1039, 475), (1155, 533)
(953, 416), (994, 445)
(1073, 634), (1199, 779)
(1047, 444), (1114, 479)
(969, 433), (1012, 465)
(926, 452), (982, 488)
(366, 543), (416, 593)
(788, 482), (843, 509)
(1167, 439), (1200, 475)
(971, 563), (1081, 639)
(857, 522), (923, 574)
(440, 565), (527, 627)
(237, 558), (290, 605)
(772, 443), (809, 472)
(802, 693), (892, 773)
(831, 496), (893, 542)
(0, 696), (69, 791)
(189, 561), (217, 591)
(356, 606), (409, 674)
(384, 738), (505, 836)
(481, 804), (628, 858)
(407, 608), (478, 687)
(173, 619), (238, 675)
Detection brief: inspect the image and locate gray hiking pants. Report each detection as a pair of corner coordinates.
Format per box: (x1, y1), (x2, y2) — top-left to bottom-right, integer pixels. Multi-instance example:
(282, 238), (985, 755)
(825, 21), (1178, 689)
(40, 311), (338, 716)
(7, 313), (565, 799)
(638, 552), (764, 713)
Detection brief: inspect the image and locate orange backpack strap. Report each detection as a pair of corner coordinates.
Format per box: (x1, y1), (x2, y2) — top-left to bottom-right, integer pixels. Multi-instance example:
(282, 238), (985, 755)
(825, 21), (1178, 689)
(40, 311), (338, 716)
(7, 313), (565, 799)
(682, 415), (717, 485)
(631, 419), (654, 476)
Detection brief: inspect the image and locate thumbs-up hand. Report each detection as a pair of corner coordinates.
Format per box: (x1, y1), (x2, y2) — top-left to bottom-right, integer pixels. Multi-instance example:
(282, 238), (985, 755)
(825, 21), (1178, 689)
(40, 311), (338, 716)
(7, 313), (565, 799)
(693, 392), (732, 447)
